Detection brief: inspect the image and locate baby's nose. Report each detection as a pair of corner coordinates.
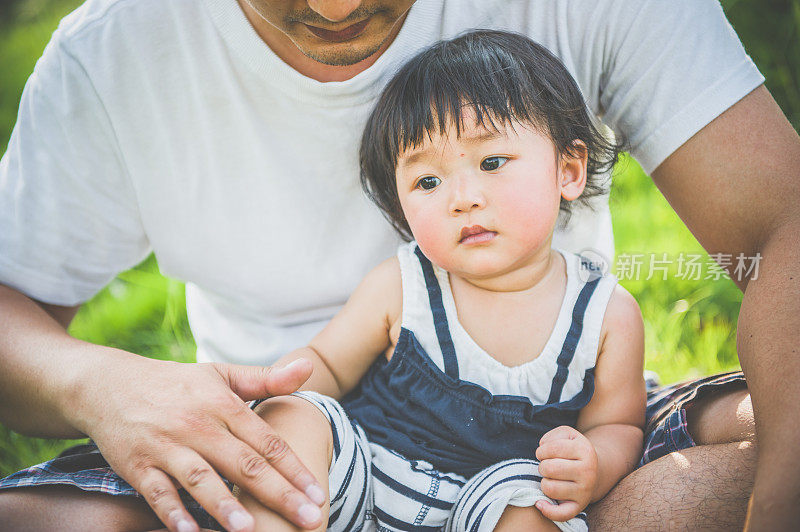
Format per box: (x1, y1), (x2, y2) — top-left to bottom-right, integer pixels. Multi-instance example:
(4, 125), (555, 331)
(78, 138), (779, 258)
(449, 178), (486, 214)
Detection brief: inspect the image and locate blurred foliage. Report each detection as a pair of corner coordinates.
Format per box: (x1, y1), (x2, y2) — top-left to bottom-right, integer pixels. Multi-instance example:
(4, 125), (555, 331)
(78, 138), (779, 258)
(0, 0), (80, 150)
(0, 0), (68, 24)
(721, 0), (800, 130)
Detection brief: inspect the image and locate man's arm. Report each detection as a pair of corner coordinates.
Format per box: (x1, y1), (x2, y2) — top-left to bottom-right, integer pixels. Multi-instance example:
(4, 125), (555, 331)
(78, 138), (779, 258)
(37, 301), (80, 329)
(0, 283), (327, 531)
(650, 84), (800, 530)
(0, 285), (84, 437)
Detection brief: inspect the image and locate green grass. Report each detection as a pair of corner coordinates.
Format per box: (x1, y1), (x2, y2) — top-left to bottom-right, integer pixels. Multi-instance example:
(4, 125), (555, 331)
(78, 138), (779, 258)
(0, 0), (770, 476)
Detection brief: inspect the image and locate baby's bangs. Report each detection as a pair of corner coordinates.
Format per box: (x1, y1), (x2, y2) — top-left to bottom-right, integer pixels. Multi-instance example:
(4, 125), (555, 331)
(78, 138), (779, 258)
(388, 39), (549, 158)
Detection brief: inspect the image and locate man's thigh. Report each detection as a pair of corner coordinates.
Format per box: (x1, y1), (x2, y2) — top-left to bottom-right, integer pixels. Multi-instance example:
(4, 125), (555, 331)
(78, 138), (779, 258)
(0, 485), (162, 531)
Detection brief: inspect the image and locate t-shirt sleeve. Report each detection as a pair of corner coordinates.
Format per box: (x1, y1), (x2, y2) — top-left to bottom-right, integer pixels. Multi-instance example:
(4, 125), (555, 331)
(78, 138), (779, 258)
(596, 0), (765, 174)
(0, 36), (151, 306)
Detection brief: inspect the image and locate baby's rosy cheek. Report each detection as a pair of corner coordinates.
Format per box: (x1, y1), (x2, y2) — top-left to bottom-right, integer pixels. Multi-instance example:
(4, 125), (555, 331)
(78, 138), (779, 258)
(408, 215), (450, 262)
(410, 221), (443, 250)
(507, 195), (558, 233)
(503, 193), (537, 217)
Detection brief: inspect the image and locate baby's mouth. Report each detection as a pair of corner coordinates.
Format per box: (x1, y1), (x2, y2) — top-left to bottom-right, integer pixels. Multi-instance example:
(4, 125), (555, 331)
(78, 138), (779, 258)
(459, 225), (497, 244)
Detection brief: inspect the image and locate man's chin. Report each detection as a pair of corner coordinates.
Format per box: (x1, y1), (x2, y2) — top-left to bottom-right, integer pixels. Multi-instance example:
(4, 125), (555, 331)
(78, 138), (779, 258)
(300, 41), (387, 67)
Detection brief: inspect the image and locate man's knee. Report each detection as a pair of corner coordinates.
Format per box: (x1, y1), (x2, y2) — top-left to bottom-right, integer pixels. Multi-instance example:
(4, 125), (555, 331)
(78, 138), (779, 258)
(686, 386), (755, 446)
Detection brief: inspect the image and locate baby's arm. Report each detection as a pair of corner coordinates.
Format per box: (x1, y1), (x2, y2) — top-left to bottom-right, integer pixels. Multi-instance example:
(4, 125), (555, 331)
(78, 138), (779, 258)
(271, 257), (401, 400)
(535, 285), (646, 521)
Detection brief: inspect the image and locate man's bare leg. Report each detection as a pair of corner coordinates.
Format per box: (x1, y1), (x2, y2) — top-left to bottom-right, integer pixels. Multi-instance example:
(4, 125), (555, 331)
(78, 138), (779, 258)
(587, 387), (755, 530)
(0, 485), (163, 531)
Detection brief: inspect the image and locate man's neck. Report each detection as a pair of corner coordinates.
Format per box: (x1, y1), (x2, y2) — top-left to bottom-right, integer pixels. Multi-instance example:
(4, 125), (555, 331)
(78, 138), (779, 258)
(237, 1), (407, 83)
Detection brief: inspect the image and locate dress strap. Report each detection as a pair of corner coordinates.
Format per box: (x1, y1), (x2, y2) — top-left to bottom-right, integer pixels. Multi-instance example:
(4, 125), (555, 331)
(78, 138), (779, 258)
(413, 246), (460, 380)
(546, 276), (600, 404)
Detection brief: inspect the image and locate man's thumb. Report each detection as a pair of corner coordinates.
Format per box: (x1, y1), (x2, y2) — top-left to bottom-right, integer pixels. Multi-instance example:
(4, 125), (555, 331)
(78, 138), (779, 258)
(220, 359), (313, 401)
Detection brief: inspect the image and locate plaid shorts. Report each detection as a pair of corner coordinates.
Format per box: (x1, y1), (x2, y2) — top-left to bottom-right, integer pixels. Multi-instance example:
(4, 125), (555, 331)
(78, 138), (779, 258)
(0, 443), (226, 529)
(639, 370), (746, 466)
(0, 371), (746, 529)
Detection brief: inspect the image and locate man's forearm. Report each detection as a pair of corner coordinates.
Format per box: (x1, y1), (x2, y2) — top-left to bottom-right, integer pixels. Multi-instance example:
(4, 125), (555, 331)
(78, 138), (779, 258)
(736, 218), (800, 530)
(585, 424), (644, 503)
(0, 283), (100, 438)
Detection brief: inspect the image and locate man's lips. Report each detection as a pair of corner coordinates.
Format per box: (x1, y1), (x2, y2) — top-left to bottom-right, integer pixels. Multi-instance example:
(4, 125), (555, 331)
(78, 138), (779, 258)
(303, 18), (370, 43)
(459, 225), (497, 244)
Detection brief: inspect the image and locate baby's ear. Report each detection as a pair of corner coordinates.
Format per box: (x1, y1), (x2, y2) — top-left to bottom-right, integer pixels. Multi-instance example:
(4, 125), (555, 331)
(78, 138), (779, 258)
(559, 140), (588, 201)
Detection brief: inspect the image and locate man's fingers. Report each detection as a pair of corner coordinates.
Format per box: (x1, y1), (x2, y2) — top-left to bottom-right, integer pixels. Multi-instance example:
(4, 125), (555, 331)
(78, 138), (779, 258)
(226, 399), (325, 505)
(136, 467), (200, 532)
(218, 360), (313, 401)
(165, 450), (255, 532)
(201, 432), (324, 529)
(535, 498), (581, 522)
(537, 458), (581, 481)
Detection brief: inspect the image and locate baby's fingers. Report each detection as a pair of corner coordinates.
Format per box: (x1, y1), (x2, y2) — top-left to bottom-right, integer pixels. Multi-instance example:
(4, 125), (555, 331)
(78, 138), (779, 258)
(536, 438), (582, 461)
(540, 477), (577, 501)
(539, 425), (580, 445)
(538, 458), (581, 481)
(535, 498), (581, 523)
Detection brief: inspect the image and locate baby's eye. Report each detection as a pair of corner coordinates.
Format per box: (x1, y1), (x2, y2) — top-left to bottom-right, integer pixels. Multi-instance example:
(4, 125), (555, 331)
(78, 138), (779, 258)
(480, 156), (509, 171)
(416, 176), (441, 190)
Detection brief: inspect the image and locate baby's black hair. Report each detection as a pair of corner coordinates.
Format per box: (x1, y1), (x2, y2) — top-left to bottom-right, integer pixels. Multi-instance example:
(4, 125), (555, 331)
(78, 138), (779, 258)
(359, 29), (625, 241)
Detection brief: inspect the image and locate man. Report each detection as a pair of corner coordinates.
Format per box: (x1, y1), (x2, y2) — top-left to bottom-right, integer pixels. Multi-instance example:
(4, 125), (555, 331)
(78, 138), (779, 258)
(0, 0), (796, 530)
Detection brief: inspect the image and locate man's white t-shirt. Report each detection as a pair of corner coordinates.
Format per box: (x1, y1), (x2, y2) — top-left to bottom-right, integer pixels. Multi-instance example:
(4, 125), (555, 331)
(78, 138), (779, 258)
(0, 0), (764, 364)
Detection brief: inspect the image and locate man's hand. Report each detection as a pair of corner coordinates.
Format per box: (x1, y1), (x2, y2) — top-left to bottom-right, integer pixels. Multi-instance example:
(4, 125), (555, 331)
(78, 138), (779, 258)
(534, 425), (599, 522)
(74, 354), (326, 532)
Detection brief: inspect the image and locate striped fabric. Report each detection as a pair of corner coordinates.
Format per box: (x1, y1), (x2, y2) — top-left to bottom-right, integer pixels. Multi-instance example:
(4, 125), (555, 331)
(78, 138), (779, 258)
(296, 391), (588, 532)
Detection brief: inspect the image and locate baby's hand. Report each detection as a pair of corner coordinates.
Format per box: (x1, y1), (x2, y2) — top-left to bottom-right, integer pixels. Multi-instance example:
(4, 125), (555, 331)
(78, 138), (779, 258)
(534, 425), (598, 522)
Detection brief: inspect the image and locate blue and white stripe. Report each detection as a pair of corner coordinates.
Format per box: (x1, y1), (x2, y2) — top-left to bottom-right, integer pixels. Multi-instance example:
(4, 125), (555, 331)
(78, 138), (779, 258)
(448, 459), (587, 532)
(294, 391), (588, 532)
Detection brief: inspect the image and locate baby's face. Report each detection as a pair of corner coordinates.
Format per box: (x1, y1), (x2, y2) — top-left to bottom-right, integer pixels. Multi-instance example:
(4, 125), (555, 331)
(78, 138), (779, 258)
(395, 115), (586, 283)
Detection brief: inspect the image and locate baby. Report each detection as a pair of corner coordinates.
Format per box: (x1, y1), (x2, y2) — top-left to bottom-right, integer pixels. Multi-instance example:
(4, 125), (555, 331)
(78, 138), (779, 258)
(239, 30), (646, 531)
